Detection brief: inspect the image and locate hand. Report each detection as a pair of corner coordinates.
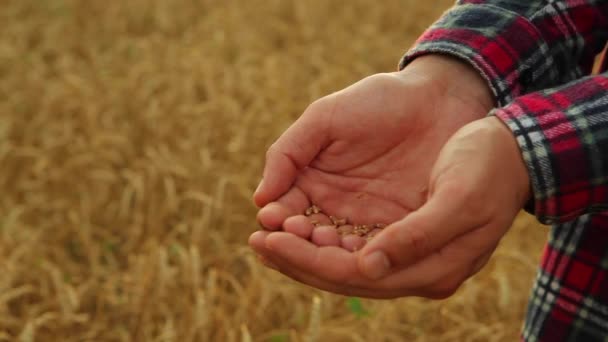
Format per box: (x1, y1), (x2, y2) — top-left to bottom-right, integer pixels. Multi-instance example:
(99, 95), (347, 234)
(251, 116), (530, 299)
(253, 55), (494, 233)
(359, 115), (531, 282)
(249, 55), (498, 298)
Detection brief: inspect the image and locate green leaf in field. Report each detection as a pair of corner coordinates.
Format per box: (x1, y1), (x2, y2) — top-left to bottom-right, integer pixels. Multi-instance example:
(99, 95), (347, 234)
(347, 297), (369, 318)
(268, 334), (289, 342)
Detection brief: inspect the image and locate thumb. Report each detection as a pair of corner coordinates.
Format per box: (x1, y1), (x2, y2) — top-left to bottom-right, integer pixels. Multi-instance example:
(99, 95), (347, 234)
(253, 100), (332, 207)
(358, 182), (476, 280)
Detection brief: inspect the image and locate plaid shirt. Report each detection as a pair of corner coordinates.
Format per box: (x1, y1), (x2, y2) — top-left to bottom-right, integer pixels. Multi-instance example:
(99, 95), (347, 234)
(400, 1), (608, 341)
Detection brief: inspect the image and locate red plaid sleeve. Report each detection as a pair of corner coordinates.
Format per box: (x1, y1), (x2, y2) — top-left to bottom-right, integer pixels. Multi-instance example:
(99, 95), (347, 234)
(399, 1), (608, 222)
(492, 74), (608, 224)
(400, 0), (608, 106)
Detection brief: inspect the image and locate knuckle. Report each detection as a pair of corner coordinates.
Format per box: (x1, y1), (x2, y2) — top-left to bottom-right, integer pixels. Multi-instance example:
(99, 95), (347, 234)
(306, 97), (332, 116)
(365, 72), (397, 85)
(265, 142), (281, 160)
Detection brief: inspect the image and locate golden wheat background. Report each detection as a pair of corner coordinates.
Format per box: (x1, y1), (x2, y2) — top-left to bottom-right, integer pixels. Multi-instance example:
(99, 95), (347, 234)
(0, 1), (549, 341)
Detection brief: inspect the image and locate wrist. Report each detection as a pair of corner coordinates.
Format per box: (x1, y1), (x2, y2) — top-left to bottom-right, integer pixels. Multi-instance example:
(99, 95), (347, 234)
(486, 116), (531, 205)
(401, 54), (496, 117)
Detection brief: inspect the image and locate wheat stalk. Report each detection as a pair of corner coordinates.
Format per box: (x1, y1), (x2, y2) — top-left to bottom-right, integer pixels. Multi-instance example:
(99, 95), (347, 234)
(305, 295), (322, 342)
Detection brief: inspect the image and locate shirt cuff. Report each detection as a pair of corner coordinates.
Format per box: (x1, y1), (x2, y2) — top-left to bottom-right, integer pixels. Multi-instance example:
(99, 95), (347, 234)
(490, 74), (608, 225)
(399, 4), (550, 107)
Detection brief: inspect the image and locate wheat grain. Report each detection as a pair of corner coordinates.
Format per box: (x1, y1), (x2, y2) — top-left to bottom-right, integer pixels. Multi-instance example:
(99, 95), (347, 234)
(304, 206), (386, 241)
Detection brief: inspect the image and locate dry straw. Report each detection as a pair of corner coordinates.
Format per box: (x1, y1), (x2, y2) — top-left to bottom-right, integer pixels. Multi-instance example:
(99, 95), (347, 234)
(305, 296), (322, 342)
(0, 0), (548, 341)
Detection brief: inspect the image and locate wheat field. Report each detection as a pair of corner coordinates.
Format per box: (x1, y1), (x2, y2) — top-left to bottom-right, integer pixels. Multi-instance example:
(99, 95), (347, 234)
(0, 1), (549, 341)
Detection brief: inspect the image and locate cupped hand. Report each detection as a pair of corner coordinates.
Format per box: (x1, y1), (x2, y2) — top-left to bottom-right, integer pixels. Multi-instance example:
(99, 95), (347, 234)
(358, 115), (531, 281)
(251, 116), (530, 299)
(253, 55), (493, 236)
(249, 55), (500, 298)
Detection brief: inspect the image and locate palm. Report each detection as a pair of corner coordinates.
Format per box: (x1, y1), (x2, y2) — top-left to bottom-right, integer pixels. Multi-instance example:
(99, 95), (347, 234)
(295, 119), (435, 225)
(262, 72), (485, 226)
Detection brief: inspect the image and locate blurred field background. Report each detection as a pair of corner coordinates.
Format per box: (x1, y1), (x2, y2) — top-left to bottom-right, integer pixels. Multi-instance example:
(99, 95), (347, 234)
(0, 1), (549, 341)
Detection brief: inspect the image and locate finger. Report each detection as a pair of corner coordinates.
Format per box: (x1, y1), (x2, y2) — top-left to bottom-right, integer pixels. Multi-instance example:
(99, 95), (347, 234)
(253, 101), (331, 207)
(307, 213), (332, 226)
(257, 187), (310, 230)
(256, 203), (290, 231)
(261, 257), (405, 298)
(264, 231), (455, 289)
(256, 254), (279, 271)
(262, 231), (410, 288)
(249, 230), (272, 254)
(336, 224), (354, 235)
(256, 233), (401, 298)
(264, 232), (360, 284)
(256, 228), (484, 299)
(366, 225), (501, 296)
(260, 231), (465, 298)
(272, 261), (458, 299)
(249, 230), (370, 295)
(275, 185), (310, 213)
(310, 226), (341, 246)
(341, 235), (366, 252)
(283, 215), (315, 239)
(359, 184), (482, 280)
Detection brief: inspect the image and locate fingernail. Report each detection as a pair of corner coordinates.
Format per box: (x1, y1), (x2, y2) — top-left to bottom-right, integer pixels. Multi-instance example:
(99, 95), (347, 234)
(361, 251), (391, 280)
